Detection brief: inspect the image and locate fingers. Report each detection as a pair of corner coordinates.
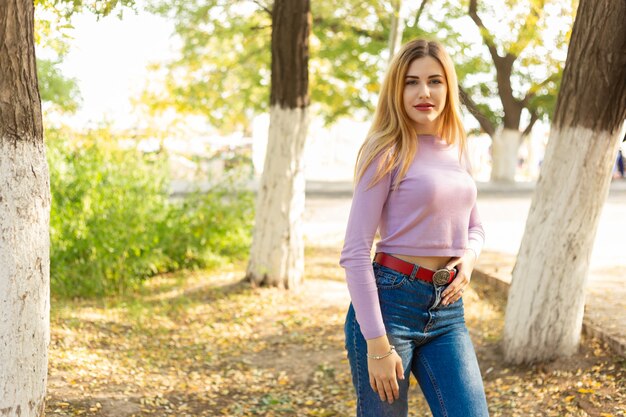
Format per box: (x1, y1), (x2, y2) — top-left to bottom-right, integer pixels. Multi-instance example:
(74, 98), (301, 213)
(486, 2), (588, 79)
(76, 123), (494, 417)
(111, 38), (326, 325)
(375, 378), (387, 402)
(372, 376), (399, 403)
(369, 355), (404, 404)
(382, 379), (397, 404)
(444, 256), (462, 270)
(441, 274), (469, 306)
(370, 375), (388, 402)
(395, 359), (405, 381)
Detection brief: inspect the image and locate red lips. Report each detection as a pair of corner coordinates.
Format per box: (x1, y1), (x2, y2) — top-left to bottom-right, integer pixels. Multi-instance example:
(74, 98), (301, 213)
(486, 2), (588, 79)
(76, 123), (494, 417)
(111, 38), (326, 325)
(415, 103), (434, 108)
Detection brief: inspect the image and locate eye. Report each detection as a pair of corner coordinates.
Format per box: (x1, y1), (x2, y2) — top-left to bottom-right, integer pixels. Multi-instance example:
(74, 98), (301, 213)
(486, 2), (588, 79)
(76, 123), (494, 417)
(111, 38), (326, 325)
(430, 79), (443, 84)
(405, 80), (417, 85)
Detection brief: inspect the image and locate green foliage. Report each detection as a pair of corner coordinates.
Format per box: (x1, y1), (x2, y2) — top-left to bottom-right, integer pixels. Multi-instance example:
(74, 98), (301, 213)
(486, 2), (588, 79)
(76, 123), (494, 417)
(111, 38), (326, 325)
(426, 0), (572, 128)
(141, 0), (572, 135)
(143, 0), (395, 130)
(34, 0), (139, 112)
(309, 1), (390, 124)
(35, 0), (138, 20)
(47, 126), (254, 297)
(141, 0), (272, 133)
(37, 58), (82, 113)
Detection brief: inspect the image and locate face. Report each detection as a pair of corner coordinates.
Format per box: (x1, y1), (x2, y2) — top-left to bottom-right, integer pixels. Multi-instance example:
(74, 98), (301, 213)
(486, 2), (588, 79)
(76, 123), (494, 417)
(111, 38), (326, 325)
(402, 56), (447, 135)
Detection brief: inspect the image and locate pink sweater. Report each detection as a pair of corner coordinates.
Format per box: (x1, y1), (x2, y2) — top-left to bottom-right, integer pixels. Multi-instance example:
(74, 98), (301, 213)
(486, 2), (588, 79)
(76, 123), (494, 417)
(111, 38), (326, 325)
(339, 135), (485, 339)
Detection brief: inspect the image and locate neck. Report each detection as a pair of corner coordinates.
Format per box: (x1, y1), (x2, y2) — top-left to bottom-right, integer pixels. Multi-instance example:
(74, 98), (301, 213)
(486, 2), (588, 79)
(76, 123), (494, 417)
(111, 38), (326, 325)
(413, 121), (440, 136)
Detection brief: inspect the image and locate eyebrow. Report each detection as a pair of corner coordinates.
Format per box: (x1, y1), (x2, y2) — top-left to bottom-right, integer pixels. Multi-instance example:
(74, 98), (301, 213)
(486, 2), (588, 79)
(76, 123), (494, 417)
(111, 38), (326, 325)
(405, 74), (444, 79)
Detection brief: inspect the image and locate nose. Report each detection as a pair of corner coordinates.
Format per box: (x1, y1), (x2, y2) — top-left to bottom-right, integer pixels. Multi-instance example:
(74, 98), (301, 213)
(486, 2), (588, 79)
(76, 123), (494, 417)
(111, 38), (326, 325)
(417, 83), (430, 99)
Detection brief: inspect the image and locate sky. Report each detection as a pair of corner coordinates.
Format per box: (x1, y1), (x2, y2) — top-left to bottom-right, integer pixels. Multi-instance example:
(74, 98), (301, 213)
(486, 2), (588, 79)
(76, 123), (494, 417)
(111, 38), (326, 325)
(54, 6), (175, 130)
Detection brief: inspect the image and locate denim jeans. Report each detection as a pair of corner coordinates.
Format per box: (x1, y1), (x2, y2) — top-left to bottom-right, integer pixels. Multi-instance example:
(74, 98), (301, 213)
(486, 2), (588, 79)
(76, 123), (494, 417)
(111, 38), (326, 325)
(344, 262), (489, 417)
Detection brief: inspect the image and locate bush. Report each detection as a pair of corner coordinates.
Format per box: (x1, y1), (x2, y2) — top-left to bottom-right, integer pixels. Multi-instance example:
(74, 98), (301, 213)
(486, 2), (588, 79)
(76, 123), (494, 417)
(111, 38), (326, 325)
(47, 126), (254, 298)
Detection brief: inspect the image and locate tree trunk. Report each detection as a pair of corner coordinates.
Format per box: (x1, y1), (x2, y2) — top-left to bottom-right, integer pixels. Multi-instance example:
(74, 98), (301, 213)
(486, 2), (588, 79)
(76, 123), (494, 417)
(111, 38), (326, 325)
(490, 127), (522, 182)
(388, 0), (405, 61)
(0, 1), (51, 415)
(503, 0), (626, 364)
(246, 0), (310, 288)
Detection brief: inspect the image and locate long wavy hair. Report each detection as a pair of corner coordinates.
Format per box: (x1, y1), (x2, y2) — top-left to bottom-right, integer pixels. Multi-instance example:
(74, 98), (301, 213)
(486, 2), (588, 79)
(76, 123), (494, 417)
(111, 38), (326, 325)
(355, 39), (467, 189)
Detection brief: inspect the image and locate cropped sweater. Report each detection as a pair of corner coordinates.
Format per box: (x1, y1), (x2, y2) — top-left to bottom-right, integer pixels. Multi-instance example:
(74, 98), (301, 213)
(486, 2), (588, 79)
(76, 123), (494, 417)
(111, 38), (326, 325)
(339, 135), (485, 339)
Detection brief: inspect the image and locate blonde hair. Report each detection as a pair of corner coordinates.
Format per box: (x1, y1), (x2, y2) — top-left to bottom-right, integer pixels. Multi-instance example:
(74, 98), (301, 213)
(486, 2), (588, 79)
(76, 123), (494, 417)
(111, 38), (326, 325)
(355, 39), (467, 189)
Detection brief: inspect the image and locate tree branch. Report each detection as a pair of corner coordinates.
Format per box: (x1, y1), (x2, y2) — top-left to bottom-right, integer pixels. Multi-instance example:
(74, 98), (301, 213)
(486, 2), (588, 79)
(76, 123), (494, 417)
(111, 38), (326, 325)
(469, 0), (522, 128)
(412, 0), (429, 28)
(468, 0), (501, 65)
(522, 110), (539, 137)
(250, 24), (272, 31)
(251, 0), (272, 16)
(312, 17), (387, 42)
(459, 85), (496, 137)
(521, 72), (559, 106)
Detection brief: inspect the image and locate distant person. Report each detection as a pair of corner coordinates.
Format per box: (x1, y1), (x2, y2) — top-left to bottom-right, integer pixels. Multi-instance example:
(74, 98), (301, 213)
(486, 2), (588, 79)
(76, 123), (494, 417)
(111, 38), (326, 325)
(339, 39), (489, 416)
(618, 132), (625, 178)
(613, 139), (625, 180)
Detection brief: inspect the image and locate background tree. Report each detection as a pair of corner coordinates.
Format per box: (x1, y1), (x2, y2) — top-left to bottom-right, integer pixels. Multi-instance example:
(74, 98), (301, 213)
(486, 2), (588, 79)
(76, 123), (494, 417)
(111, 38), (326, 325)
(468, 0), (559, 182)
(145, 0), (571, 185)
(143, 0), (394, 131)
(34, 0), (138, 113)
(34, 1), (82, 113)
(503, 0), (626, 364)
(421, 0), (571, 183)
(37, 58), (81, 113)
(245, 0), (310, 288)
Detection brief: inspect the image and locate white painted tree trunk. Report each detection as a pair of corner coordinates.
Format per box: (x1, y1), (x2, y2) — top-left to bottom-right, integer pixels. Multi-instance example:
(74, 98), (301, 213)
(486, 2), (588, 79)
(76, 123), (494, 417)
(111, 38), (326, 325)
(0, 139), (50, 416)
(490, 127), (522, 182)
(503, 126), (621, 363)
(246, 106), (309, 288)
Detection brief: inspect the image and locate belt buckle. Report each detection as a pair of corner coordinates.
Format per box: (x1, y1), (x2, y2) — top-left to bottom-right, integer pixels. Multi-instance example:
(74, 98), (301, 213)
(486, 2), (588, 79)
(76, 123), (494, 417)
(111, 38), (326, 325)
(432, 269), (451, 286)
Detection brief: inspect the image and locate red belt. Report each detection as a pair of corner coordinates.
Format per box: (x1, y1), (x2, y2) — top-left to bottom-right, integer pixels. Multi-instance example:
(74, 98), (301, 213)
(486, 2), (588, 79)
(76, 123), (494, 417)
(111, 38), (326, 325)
(373, 253), (456, 286)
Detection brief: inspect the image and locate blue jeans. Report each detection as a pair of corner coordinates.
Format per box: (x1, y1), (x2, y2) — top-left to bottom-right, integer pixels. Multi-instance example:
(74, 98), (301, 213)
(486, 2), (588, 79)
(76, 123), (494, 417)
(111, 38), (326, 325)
(344, 262), (489, 417)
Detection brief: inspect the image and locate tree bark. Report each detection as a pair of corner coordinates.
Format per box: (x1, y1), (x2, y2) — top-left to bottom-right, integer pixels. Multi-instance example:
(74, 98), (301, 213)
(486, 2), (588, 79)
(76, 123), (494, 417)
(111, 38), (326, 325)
(246, 0), (310, 288)
(0, 0), (51, 415)
(503, 0), (626, 364)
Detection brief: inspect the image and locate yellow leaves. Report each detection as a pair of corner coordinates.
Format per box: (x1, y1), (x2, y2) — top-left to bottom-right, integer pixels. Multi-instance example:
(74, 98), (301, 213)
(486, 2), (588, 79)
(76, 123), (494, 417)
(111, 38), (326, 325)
(307, 409), (335, 417)
(277, 371), (290, 385)
(577, 388), (595, 394)
(88, 402), (102, 412)
(45, 251), (626, 416)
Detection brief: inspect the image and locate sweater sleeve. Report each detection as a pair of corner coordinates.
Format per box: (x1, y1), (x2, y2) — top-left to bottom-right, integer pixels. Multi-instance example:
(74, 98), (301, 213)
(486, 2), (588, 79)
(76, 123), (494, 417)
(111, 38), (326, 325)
(466, 202), (485, 258)
(461, 148), (485, 258)
(339, 156), (392, 340)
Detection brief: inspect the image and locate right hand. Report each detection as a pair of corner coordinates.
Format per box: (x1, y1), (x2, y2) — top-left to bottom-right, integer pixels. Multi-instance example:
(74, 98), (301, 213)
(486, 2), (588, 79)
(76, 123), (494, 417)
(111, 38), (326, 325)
(367, 339), (405, 403)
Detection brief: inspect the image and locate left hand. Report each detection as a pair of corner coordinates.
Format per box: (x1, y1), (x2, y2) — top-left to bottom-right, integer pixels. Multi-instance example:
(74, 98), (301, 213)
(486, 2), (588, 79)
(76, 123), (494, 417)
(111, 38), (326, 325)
(441, 249), (477, 306)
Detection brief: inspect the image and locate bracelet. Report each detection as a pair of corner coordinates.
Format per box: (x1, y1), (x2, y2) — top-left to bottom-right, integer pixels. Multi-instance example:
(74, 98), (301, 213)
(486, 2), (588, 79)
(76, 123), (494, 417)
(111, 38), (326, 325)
(367, 345), (395, 360)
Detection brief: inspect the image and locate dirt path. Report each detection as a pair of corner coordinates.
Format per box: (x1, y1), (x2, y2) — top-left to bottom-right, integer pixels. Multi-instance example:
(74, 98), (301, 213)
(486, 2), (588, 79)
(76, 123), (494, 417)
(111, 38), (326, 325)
(45, 246), (625, 416)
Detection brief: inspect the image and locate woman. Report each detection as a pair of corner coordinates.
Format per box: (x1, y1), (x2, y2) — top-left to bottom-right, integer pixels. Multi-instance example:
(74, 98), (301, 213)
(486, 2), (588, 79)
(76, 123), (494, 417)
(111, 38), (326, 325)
(339, 39), (489, 416)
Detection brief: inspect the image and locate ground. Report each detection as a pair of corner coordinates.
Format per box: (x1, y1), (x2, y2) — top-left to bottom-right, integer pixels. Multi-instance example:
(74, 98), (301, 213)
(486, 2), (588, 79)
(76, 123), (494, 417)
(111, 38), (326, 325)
(46, 246), (626, 417)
